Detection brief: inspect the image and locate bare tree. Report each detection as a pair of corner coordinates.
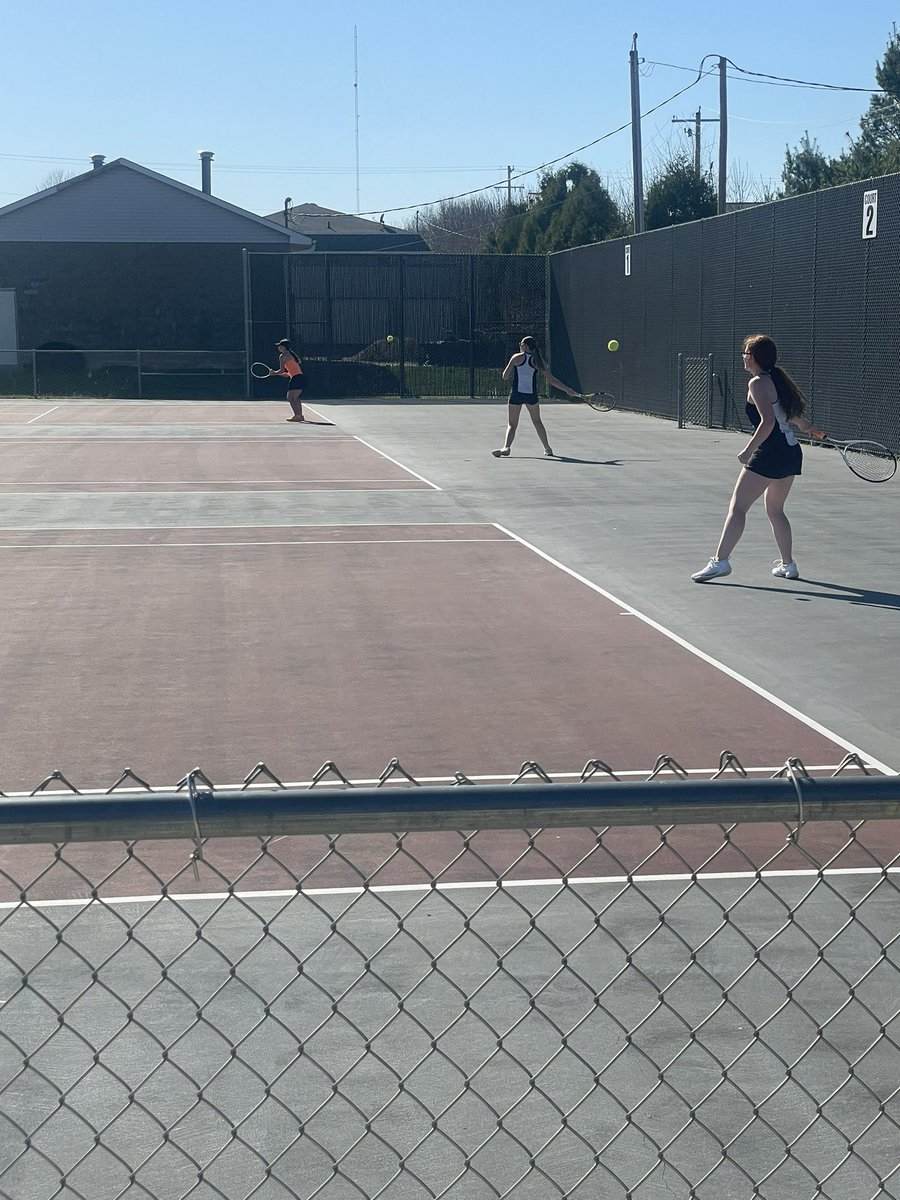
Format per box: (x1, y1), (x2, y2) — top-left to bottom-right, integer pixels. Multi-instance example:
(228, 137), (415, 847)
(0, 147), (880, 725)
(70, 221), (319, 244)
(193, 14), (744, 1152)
(728, 160), (778, 207)
(37, 167), (79, 190)
(402, 194), (504, 253)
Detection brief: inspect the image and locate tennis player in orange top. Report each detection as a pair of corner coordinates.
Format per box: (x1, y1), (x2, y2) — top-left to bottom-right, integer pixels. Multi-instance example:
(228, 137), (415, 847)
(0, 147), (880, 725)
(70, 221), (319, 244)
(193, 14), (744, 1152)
(270, 338), (305, 422)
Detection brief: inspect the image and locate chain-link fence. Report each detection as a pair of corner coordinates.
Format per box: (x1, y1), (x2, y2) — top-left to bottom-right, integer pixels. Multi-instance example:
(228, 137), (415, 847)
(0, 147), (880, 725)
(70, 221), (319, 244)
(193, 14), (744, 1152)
(0, 349), (245, 400)
(246, 252), (548, 400)
(549, 173), (900, 451)
(1, 755), (897, 1199)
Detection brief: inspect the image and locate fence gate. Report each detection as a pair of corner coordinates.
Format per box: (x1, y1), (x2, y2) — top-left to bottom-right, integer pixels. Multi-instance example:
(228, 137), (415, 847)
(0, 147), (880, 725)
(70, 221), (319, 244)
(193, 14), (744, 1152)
(677, 353), (713, 428)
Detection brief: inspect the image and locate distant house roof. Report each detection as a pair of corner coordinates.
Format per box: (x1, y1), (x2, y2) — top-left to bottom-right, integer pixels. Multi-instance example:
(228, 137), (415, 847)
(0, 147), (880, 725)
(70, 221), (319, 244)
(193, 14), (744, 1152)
(0, 158), (313, 246)
(263, 203), (430, 252)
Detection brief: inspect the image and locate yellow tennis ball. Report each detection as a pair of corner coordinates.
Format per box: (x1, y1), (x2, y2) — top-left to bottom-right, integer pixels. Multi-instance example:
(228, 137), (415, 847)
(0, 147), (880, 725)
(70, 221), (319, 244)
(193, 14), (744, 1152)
(386, 335), (394, 343)
(607, 339), (619, 352)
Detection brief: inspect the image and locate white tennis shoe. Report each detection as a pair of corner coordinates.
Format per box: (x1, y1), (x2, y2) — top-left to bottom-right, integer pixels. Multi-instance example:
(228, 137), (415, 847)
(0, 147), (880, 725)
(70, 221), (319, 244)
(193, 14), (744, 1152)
(691, 558), (732, 583)
(772, 560), (800, 579)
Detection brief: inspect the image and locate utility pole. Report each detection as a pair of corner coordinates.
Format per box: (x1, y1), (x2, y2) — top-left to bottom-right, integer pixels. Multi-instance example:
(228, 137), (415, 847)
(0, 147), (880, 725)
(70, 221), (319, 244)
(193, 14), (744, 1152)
(718, 56), (728, 214)
(671, 109), (719, 175)
(507, 165), (513, 206)
(354, 27), (361, 214)
(629, 33), (644, 233)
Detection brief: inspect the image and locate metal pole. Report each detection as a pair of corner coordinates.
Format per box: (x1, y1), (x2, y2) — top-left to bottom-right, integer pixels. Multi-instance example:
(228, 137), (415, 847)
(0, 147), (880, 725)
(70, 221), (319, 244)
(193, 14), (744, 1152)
(718, 57), (728, 214)
(468, 255), (476, 398)
(324, 253), (333, 396)
(694, 109), (701, 175)
(397, 257), (406, 399)
(507, 165), (513, 206)
(354, 26), (360, 213)
(1, 774), (897, 845)
(32, 348), (37, 397)
(629, 34), (644, 234)
(241, 248), (252, 400)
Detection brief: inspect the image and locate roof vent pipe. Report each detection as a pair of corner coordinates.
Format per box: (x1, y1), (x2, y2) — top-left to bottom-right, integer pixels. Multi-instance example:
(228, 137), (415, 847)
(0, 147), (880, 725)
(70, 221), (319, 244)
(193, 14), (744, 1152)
(199, 150), (214, 194)
(90, 154), (105, 170)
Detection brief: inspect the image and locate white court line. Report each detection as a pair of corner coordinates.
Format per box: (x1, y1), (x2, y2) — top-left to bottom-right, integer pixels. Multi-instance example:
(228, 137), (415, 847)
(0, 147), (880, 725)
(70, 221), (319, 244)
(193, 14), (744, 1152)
(0, 478), (430, 486)
(0, 538), (508, 550)
(0, 439), (357, 444)
(352, 435), (442, 491)
(25, 406), (59, 424)
(0, 487), (430, 498)
(4, 866), (897, 911)
(0, 520), (491, 532)
(494, 523), (897, 776)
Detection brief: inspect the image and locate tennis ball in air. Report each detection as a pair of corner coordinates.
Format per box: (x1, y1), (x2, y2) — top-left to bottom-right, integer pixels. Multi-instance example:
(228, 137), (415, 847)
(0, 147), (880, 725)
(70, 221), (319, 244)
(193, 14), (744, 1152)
(607, 339), (620, 352)
(386, 335), (394, 343)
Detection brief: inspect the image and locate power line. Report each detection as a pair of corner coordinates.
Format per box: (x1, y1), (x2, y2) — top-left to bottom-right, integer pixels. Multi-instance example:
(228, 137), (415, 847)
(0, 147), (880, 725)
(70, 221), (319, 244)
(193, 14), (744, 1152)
(645, 57), (884, 93)
(357, 66), (712, 218)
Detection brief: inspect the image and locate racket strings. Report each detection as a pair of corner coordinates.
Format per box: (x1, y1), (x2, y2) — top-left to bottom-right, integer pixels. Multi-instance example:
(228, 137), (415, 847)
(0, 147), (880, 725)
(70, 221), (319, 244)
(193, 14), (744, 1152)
(843, 441), (897, 482)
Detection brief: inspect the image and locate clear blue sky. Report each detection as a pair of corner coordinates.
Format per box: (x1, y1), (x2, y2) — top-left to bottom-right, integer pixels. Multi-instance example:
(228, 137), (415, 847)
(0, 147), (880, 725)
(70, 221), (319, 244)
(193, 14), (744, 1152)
(3, 0), (897, 222)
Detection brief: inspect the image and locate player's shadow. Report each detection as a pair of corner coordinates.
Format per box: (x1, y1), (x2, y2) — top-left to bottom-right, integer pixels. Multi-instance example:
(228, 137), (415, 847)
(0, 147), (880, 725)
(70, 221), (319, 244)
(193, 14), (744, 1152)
(554, 455), (625, 465)
(513, 454), (643, 465)
(719, 578), (900, 610)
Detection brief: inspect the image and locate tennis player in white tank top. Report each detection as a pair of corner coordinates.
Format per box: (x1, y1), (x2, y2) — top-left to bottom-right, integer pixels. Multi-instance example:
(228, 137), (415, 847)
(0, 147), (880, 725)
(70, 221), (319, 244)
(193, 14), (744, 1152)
(492, 336), (579, 458)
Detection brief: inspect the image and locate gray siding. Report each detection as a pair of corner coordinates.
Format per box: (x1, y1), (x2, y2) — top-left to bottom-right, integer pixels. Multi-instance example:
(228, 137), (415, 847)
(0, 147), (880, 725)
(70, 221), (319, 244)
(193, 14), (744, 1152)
(0, 165), (296, 244)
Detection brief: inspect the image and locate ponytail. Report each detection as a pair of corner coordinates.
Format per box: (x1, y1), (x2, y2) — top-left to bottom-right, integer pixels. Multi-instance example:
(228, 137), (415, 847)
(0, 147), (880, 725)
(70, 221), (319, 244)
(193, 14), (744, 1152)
(520, 336), (545, 371)
(771, 365), (806, 421)
(743, 334), (807, 421)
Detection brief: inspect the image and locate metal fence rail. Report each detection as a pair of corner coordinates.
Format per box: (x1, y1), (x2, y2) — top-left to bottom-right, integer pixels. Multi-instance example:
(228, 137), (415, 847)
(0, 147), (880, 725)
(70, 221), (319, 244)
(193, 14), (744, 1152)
(0, 349), (246, 401)
(0, 765), (898, 1199)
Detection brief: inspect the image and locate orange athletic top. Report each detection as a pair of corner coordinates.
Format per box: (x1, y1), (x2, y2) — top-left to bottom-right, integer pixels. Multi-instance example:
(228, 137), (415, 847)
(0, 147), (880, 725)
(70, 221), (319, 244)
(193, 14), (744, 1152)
(275, 356), (303, 379)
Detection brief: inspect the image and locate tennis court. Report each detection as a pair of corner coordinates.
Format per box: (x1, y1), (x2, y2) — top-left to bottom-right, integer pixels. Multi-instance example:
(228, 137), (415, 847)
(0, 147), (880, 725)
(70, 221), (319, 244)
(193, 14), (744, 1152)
(0, 395), (897, 1199)
(0, 394), (894, 786)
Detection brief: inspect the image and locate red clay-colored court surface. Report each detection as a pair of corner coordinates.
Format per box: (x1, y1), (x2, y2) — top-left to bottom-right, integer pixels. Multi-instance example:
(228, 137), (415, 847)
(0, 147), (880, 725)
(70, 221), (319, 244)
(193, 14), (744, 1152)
(0, 401), (315, 425)
(0, 436), (433, 491)
(0, 522), (869, 794)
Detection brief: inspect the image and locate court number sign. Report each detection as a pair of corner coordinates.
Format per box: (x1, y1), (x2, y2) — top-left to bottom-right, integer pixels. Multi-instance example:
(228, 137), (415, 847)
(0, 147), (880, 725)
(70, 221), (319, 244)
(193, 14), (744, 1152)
(624, 244), (631, 276)
(862, 190), (878, 239)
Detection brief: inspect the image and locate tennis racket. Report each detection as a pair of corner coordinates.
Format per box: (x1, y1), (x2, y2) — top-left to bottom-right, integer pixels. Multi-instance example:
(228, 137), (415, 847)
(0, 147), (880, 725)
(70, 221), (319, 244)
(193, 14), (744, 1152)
(808, 431), (897, 483)
(250, 362), (273, 379)
(578, 392), (616, 413)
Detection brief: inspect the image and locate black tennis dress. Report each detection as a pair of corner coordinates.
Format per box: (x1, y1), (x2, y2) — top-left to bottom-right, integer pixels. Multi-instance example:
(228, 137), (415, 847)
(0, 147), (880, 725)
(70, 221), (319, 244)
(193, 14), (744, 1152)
(745, 373), (802, 479)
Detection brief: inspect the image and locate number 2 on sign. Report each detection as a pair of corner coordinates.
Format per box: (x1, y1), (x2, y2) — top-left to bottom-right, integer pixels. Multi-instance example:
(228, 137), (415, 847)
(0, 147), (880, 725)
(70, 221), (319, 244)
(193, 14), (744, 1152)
(862, 190), (878, 239)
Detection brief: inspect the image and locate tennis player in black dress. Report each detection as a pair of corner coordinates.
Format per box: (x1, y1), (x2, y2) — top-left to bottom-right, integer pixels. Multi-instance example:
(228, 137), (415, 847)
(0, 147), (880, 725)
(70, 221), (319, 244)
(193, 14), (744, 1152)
(492, 336), (579, 458)
(692, 334), (822, 583)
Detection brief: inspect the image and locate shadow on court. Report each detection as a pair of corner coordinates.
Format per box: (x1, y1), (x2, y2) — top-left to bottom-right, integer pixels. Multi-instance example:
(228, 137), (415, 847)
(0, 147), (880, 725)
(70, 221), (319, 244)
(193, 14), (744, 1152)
(504, 455), (658, 465)
(715, 579), (900, 610)
(554, 455), (626, 466)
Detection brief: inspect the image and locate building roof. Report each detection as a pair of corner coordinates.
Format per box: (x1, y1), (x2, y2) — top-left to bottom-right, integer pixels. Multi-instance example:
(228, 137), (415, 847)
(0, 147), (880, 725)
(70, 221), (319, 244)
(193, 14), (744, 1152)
(263, 202), (430, 252)
(0, 159), (313, 246)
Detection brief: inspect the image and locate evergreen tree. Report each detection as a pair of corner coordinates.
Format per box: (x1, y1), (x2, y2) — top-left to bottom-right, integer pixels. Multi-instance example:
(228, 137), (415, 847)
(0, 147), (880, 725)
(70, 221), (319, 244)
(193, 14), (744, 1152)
(482, 162), (624, 253)
(782, 25), (900, 193)
(782, 133), (838, 196)
(644, 155), (717, 229)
